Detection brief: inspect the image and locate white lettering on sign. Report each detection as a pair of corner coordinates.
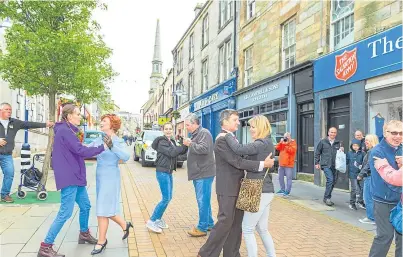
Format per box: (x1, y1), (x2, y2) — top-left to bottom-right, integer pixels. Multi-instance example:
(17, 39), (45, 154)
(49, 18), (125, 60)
(243, 84), (279, 102)
(194, 92), (220, 110)
(368, 35), (403, 58)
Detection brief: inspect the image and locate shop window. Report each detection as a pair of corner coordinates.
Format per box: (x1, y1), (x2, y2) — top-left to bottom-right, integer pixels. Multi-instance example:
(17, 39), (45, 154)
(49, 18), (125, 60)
(273, 100), (280, 111)
(266, 102), (272, 112)
(281, 99), (288, 109)
(260, 104), (266, 113)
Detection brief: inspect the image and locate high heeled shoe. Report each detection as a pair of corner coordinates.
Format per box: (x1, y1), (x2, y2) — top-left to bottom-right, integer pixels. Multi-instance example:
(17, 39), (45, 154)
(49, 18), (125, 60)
(90, 239), (107, 255)
(122, 221), (133, 240)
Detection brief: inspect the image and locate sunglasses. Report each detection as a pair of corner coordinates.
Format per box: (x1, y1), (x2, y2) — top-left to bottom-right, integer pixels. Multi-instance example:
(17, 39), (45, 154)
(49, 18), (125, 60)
(387, 131), (403, 136)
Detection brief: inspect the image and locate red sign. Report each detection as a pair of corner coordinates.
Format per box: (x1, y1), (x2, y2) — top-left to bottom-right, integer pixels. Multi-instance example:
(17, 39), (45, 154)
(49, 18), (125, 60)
(334, 48), (358, 82)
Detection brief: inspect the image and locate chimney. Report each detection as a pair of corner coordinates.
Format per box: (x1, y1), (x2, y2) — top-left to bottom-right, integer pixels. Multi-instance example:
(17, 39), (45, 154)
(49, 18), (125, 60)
(194, 3), (204, 17)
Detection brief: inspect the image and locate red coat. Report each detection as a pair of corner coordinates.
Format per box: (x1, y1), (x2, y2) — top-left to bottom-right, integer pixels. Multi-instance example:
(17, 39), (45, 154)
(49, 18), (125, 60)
(275, 140), (297, 168)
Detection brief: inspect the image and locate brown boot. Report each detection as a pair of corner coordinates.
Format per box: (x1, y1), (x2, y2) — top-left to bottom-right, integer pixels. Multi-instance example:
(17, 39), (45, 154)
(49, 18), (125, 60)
(187, 227), (207, 237)
(37, 243), (65, 257)
(78, 230), (97, 244)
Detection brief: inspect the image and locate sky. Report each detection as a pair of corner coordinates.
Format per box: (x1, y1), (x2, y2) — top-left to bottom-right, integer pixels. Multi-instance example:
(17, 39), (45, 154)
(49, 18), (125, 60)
(93, 0), (202, 114)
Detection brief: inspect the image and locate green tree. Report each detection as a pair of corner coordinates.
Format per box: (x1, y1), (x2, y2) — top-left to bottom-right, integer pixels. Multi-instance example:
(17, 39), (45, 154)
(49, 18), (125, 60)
(0, 1), (117, 186)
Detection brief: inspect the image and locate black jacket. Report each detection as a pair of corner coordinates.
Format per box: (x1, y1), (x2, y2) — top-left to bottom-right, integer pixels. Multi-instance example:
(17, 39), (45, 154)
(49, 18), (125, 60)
(151, 136), (187, 174)
(0, 118), (47, 154)
(314, 138), (342, 169)
(225, 134), (275, 193)
(358, 149), (373, 178)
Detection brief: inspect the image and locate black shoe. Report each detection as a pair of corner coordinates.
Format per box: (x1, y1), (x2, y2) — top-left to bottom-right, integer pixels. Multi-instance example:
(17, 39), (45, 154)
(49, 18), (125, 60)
(349, 204), (358, 210)
(91, 240), (107, 255)
(122, 222), (133, 240)
(323, 198), (334, 206)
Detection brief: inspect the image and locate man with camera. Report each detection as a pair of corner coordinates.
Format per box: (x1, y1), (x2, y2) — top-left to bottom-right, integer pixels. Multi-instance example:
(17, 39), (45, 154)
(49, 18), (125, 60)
(275, 132), (297, 196)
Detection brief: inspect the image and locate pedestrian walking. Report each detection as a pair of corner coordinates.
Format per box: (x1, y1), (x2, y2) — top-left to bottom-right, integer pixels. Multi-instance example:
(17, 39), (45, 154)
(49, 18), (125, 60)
(198, 110), (274, 257)
(146, 123), (188, 234)
(314, 127), (344, 206)
(37, 104), (107, 257)
(183, 113), (216, 237)
(346, 139), (365, 210)
(369, 120), (402, 257)
(357, 134), (379, 224)
(88, 114), (132, 255)
(216, 114), (276, 257)
(0, 102), (54, 203)
(275, 132), (297, 197)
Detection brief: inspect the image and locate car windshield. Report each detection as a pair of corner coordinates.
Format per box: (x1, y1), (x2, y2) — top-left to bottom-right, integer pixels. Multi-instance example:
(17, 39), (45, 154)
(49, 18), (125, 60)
(86, 132), (103, 139)
(143, 131), (163, 141)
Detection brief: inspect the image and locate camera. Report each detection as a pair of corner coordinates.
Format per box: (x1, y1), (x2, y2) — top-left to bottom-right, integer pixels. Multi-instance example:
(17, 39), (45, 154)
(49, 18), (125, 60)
(283, 137), (288, 142)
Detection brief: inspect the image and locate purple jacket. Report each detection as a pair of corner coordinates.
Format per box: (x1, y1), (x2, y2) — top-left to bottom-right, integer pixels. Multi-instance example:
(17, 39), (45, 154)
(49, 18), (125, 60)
(51, 122), (104, 190)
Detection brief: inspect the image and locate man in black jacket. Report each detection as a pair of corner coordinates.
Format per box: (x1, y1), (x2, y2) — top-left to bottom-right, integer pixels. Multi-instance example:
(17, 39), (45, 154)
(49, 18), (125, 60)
(198, 109), (274, 257)
(314, 127), (344, 207)
(0, 102), (53, 203)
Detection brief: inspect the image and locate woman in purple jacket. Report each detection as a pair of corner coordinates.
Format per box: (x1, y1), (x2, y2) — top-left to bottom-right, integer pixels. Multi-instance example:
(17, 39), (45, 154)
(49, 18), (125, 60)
(37, 104), (110, 257)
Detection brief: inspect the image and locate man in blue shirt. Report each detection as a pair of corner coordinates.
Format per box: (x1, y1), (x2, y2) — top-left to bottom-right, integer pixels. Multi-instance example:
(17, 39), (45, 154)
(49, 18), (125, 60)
(369, 120), (402, 257)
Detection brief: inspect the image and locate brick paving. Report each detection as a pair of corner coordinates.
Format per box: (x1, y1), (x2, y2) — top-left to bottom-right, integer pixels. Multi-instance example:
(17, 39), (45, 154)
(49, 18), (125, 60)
(122, 159), (395, 257)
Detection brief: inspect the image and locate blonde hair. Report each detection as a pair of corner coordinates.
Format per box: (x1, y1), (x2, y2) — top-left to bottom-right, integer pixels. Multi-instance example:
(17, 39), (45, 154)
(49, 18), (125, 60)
(365, 134), (379, 150)
(383, 120), (403, 136)
(248, 115), (272, 139)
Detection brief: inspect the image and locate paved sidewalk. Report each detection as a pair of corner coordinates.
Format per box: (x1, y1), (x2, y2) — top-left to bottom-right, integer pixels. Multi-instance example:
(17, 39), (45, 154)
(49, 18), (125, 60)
(122, 159), (395, 257)
(0, 162), (129, 257)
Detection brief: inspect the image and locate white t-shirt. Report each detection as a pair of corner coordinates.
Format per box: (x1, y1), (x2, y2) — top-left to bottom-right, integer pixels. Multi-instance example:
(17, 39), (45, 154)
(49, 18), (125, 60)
(0, 119), (9, 136)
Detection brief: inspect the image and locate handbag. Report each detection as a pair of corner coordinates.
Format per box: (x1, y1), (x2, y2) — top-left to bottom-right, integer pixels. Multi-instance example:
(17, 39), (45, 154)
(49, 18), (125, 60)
(236, 168), (269, 213)
(390, 200), (402, 235)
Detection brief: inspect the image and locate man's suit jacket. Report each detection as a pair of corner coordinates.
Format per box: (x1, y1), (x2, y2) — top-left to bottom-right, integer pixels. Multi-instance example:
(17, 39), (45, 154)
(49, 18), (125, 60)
(214, 130), (260, 197)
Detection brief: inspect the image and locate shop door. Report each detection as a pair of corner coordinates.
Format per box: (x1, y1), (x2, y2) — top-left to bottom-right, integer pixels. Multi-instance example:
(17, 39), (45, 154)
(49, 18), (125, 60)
(328, 94), (350, 190)
(203, 113), (211, 134)
(213, 111), (222, 142)
(299, 112), (314, 174)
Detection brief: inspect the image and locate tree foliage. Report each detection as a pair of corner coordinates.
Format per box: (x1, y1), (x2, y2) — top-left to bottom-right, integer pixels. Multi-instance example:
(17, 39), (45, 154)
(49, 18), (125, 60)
(0, 1), (117, 186)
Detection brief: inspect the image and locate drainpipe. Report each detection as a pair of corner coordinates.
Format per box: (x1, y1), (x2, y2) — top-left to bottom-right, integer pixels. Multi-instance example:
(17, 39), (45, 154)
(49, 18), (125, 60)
(233, 0), (237, 72)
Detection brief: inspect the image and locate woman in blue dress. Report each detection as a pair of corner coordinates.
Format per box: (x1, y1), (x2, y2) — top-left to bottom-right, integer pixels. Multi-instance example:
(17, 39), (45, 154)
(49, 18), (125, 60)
(89, 114), (132, 255)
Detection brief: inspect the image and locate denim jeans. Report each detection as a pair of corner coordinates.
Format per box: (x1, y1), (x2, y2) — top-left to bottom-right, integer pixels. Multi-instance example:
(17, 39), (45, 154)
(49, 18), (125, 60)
(278, 166), (293, 193)
(150, 171), (173, 221)
(0, 154), (14, 198)
(44, 186), (91, 244)
(323, 167), (338, 200)
(349, 178), (363, 204)
(193, 176), (214, 232)
(363, 176), (375, 221)
(243, 193), (276, 257)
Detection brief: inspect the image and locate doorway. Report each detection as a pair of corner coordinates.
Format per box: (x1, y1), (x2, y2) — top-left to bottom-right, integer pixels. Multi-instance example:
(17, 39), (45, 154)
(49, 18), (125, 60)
(328, 94), (350, 190)
(298, 102), (315, 174)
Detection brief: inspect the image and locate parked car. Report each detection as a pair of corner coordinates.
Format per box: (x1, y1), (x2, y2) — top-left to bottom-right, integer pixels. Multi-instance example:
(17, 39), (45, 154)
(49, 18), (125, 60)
(83, 130), (104, 159)
(134, 130), (185, 168)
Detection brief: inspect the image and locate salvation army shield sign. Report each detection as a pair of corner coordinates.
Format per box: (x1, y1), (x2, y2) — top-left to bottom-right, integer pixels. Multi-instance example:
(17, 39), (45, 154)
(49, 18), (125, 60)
(334, 48), (358, 82)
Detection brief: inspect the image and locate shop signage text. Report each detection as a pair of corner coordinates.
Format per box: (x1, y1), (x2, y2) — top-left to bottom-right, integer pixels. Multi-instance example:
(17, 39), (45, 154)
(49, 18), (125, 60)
(236, 77), (290, 110)
(194, 92), (219, 110)
(314, 25), (402, 92)
(243, 84), (279, 102)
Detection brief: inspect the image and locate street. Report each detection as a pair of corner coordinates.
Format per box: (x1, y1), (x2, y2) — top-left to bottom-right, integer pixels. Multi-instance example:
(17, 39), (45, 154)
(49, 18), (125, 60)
(0, 147), (396, 257)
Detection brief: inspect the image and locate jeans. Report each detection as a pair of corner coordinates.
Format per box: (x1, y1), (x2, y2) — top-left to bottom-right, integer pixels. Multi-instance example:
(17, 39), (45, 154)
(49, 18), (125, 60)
(193, 176), (214, 232)
(278, 166), (293, 193)
(44, 186), (91, 244)
(243, 193), (276, 257)
(150, 171), (173, 221)
(0, 154), (14, 198)
(349, 178), (363, 204)
(369, 201), (402, 257)
(363, 177), (375, 221)
(323, 167), (338, 200)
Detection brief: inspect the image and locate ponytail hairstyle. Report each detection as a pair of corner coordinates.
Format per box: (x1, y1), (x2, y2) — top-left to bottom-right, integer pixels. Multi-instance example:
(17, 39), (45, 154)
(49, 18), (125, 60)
(61, 104), (77, 122)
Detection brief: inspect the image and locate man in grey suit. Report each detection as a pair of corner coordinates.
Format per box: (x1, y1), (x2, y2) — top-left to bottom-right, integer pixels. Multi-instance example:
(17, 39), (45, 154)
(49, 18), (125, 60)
(198, 109), (274, 257)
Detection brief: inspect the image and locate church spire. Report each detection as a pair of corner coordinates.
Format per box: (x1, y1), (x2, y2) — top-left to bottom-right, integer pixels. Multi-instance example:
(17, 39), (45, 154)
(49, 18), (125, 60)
(150, 19), (163, 95)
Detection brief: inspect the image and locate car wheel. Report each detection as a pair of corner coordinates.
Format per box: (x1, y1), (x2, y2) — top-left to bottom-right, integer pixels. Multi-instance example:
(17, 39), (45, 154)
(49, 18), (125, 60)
(141, 151), (147, 167)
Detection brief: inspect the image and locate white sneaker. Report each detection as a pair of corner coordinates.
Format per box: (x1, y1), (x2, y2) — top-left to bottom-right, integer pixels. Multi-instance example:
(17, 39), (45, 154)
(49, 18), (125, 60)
(155, 219), (169, 229)
(359, 217), (376, 225)
(146, 220), (162, 233)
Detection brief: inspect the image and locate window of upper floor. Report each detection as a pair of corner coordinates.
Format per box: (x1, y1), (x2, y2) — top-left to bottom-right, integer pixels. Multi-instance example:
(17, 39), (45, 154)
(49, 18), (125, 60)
(202, 15), (209, 47)
(282, 18), (296, 70)
(218, 40), (233, 83)
(219, 0), (233, 28)
(246, 0), (256, 20)
(331, 0), (355, 51)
